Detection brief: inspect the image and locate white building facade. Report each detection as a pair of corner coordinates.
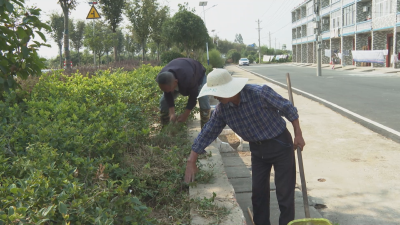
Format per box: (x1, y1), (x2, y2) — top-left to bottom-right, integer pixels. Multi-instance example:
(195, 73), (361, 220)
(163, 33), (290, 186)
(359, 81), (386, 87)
(292, 0), (400, 68)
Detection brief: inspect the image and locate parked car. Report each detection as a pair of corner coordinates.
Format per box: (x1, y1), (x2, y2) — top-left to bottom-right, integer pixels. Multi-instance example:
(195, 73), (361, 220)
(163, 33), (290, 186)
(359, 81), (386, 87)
(239, 58), (250, 66)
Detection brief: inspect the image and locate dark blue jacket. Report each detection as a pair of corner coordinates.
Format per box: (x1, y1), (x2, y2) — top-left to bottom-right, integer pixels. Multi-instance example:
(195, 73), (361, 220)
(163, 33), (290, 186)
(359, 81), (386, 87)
(160, 58), (206, 110)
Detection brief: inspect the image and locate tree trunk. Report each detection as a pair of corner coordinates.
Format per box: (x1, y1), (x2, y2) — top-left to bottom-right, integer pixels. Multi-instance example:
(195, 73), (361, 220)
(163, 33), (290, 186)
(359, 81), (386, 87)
(77, 49), (80, 66)
(98, 55), (101, 69)
(113, 28), (118, 62)
(59, 45), (63, 69)
(63, 7), (71, 71)
(157, 42), (160, 62)
(142, 40), (145, 62)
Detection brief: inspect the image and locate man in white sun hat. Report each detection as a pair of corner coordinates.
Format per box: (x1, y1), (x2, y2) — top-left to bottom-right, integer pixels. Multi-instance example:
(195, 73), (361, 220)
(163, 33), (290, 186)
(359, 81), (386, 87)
(185, 68), (305, 225)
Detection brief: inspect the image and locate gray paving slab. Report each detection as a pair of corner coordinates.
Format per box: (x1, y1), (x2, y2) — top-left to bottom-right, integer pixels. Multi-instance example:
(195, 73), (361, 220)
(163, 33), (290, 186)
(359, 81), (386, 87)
(229, 177), (252, 193)
(222, 156), (247, 167)
(224, 166), (251, 179)
(220, 152), (240, 157)
(235, 193), (253, 225)
(236, 190), (322, 225)
(229, 177), (276, 193)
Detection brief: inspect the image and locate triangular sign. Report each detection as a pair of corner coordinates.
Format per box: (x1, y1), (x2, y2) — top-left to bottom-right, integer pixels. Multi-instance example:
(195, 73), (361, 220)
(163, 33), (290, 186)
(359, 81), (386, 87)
(86, 6), (100, 19)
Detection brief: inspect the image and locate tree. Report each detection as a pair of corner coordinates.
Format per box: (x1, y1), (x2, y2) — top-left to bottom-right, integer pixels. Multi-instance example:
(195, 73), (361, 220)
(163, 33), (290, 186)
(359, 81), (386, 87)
(124, 33), (135, 59)
(70, 20), (85, 66)
(99, 0), (125, 62)
(48, 13), (64, 68)
(125, 0), (157, 61)
(0, 1), (50, 95)
(151, 6), (169, 61)
(116, 29), (124, 61)
(234, 33), (244, 44)
(232, 52), (241, 63)
(58, 0), (78, 70)
(83, 20), (114, 67)
(167, 9), (209, 57)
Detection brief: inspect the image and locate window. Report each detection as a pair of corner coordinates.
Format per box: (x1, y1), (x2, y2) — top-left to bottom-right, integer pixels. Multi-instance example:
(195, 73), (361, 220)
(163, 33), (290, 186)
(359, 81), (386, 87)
(307, 22), (315, 36)
(331, 10), (340, 29)
(307, 2), (314, 16)
(343, 4), (355, 26)
(375, 0), (393, 17)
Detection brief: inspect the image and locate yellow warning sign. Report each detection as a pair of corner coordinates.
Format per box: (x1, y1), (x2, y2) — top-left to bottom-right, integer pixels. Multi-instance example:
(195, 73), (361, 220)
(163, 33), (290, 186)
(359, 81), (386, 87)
(86, 6), (101, 19)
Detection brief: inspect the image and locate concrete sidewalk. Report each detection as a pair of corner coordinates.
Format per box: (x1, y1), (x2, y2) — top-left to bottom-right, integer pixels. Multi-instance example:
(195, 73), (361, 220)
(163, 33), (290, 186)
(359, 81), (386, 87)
(233, 65), (400, 225)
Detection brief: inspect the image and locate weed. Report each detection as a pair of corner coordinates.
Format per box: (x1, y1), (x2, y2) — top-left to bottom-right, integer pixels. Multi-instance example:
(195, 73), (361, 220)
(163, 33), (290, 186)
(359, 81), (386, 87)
(191, 192), (230, 225)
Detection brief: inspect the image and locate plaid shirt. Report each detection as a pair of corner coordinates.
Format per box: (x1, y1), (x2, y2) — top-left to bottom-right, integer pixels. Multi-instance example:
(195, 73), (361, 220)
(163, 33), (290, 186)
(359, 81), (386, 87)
(192, 84), (299, 154)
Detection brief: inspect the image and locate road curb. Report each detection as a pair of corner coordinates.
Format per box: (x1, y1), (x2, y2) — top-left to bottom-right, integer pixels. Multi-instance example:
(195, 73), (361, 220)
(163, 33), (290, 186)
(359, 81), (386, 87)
(188, 117), (246, 225)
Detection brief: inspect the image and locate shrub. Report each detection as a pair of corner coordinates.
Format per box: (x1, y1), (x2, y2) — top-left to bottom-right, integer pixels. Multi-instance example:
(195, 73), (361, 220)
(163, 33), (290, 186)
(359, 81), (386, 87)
(0, 65), (197, 224)
(231, 52), (241, 64)
(161, 51), (185, 64)
(248, 55), (255, 64)
(206, 49), (224, 68)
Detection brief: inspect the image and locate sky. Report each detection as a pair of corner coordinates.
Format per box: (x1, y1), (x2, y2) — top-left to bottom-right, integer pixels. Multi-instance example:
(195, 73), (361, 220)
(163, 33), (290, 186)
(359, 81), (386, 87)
(26, 0), (305, 59)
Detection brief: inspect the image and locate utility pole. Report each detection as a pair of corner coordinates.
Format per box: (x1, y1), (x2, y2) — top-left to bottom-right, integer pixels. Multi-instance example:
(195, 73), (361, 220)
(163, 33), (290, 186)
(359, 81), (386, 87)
(269, 32), (271, 49)
(256, 19), (262, 64)
(275, 38), (276, 53)
(314, 0), (322, 76)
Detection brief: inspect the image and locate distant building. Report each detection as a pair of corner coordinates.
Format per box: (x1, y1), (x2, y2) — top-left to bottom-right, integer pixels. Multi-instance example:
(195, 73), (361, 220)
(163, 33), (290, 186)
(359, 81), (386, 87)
(291, 0), (400, 68)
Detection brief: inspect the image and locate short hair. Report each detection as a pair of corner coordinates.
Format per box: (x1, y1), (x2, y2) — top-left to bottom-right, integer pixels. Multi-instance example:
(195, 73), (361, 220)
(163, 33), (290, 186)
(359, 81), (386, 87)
(156, 71), (175, 85)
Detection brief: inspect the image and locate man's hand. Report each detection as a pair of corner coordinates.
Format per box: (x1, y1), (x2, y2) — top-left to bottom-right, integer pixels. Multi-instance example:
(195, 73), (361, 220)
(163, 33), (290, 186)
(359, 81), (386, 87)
(169, 107), (177, 122)
(291, 119), (305, 151)
(170, 113), (177, 123)
(185, 151), (199, 183)
(293, 135), (306, 151)
(185, 160), (198, 183)
(177, 109), (191, 123)
(177, 113), (189, 122)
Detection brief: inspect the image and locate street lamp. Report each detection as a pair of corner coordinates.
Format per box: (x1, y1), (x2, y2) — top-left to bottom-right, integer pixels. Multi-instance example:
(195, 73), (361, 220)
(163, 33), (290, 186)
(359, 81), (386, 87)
(199, 1), (209, 65)
(199, 1), (217, 65)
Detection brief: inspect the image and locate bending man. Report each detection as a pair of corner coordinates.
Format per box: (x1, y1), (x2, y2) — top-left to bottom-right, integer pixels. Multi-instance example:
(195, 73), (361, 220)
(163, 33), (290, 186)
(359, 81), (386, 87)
(156, 58), (211, 127)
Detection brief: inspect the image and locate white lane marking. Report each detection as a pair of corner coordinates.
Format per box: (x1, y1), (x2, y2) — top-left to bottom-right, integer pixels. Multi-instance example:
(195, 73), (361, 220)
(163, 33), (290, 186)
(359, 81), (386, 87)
(238, 66), (400, 138)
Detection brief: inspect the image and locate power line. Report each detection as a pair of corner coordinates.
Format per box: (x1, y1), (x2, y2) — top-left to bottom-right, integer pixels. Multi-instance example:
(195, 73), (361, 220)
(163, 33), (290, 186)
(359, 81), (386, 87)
(262, 0), (296, 21)
(259, 0), (284, 18)
(261, 22), (292, 39)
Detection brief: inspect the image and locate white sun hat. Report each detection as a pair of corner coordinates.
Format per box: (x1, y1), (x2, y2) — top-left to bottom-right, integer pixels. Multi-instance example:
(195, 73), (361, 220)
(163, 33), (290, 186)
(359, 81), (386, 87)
(198, 69), (248, 98)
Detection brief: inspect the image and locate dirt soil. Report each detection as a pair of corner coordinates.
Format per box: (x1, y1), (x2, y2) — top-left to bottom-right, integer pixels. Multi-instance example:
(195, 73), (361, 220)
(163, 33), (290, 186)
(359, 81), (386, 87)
(218, 133), (240, 150)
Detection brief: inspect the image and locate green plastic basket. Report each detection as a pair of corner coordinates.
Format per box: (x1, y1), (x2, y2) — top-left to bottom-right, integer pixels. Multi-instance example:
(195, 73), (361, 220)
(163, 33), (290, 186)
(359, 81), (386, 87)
(287, 218), (332, 225)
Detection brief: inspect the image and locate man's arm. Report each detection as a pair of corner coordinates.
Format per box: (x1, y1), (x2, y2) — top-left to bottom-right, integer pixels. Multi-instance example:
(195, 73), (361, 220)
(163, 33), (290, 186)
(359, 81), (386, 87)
(185, 109), (226, 183)
(261, 85), (299, 122)
(291, 118), (306, 150)
(178, 88), (199, 122)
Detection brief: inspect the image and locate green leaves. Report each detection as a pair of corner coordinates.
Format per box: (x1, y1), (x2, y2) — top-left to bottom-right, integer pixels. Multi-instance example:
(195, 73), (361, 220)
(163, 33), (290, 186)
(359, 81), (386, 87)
(58, 202), (68, 215)
(36, 31), (46, 42)
(0, 0), (51, 96)
(16, 27), (27, 39)
(166, 9), (209, 57)
(5, 1), (13, 12)
(0, 65), (196, 224)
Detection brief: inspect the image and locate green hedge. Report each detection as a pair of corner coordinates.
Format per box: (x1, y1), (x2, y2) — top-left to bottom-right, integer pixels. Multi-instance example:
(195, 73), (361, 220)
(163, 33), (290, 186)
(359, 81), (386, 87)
(0, 65), (193, 224)
(160, 51), (185, 64)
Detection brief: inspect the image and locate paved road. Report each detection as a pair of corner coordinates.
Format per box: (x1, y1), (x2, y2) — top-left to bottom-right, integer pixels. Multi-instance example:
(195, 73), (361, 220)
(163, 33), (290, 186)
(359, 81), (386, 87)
(240, 64), (400, 142)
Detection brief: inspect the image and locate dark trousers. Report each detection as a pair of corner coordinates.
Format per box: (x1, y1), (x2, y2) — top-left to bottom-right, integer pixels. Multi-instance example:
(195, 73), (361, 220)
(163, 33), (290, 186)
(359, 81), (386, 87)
(250, 129), (296, 225)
